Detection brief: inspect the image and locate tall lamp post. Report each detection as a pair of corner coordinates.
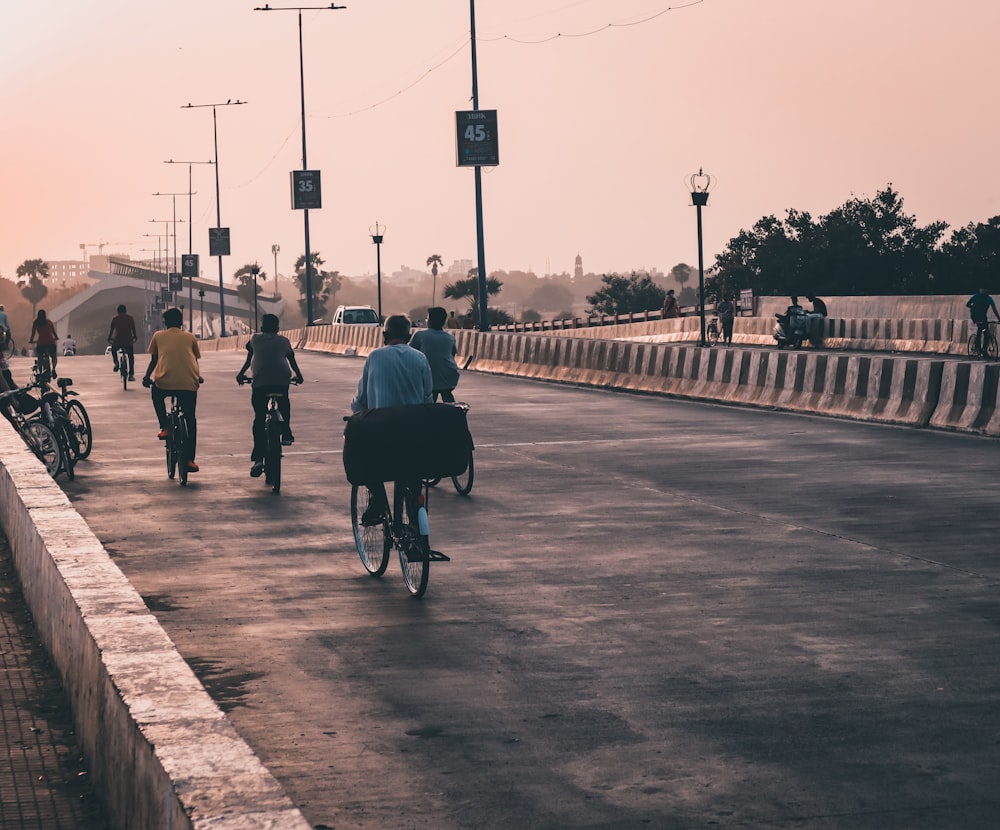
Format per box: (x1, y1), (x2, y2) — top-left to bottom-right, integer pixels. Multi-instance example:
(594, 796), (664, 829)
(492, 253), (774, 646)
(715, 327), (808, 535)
(254, 3), (346, 327)
(469, 0), (490, 331)
(271, 243), (280, 297)
(689, 168), (714, 347)
(370, 222), (385, 322)
(182, 100), (247, 337)
(165, 159), (214, 331)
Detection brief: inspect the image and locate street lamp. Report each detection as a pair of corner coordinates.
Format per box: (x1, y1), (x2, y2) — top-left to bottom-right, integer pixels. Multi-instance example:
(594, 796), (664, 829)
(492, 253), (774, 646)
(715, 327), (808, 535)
(182, 100), (248, 337)
(165, 159), (215, 331)
(370, 222), (385, 322)
(271, 243), (280, 297)
(254, 3), (346, 326)
(689, 168), (714, 347)
(151, 193), (189, 295)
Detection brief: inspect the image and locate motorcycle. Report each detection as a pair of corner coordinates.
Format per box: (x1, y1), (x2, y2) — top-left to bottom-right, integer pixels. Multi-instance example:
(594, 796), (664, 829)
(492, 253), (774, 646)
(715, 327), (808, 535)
(774, 309), (825, 349)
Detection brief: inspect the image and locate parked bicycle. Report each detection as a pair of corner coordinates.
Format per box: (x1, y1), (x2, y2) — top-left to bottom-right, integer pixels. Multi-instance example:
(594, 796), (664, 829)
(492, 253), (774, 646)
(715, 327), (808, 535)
(0, 385), (63, 478)
(968, 321), (998, 360)
(238, 376), (299, 493)
(706, 316), (721, 347)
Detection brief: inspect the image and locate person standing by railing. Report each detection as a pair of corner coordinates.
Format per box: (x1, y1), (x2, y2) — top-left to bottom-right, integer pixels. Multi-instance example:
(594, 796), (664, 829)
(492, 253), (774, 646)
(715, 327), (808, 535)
(662, 289), (680, 319)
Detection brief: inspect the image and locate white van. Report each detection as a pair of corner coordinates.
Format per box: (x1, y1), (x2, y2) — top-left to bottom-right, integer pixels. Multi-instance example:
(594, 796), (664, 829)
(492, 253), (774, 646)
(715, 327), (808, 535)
(332, 305), (380, 325)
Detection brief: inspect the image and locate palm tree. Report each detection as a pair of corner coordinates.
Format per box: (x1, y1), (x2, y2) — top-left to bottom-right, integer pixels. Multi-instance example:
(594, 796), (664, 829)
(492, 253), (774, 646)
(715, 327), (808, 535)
(234, 262), (266, 330)
(426, 254), (443, 305)
(443, 267), (502, 327)
(16, 259), (49, 317)
(293, 252), (341, 322)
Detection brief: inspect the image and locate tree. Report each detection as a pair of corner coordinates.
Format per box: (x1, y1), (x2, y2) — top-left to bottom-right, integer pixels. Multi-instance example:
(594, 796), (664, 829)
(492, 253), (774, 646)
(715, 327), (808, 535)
(933, 216), (1000, 293)
(670, 263), (693, 293)
(234, 262), (266, 306)
(16, 259), (49, 317)
(443, 268), (503, 327)
(525, 281), (574, 313)
(293, 252), (341, 321)
(426, 254), (443, 304)
(709, 185), (947, 297)
(586, 272), (666, 316)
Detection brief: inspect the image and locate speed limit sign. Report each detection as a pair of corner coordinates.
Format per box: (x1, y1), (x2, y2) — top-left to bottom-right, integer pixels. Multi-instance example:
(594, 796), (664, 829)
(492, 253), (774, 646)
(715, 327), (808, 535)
(291, 170), (322, 210)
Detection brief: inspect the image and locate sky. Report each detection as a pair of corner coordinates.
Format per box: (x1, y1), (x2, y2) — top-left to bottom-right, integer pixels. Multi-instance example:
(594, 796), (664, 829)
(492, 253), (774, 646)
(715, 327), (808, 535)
(2, 0), (1000, 288)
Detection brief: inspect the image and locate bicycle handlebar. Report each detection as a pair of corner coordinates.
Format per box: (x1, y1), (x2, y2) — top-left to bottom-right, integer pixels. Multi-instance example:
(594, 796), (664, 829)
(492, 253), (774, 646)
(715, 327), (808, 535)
(237, 376), (302, 386)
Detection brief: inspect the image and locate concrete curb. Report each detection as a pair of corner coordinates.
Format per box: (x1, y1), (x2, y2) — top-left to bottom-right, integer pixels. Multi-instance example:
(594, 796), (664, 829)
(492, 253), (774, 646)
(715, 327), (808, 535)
(0, 425), (311, 830)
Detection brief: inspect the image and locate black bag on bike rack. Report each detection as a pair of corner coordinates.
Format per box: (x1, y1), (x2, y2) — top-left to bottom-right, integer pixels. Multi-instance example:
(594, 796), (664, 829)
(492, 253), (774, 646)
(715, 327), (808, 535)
(343, 403), (472, 485)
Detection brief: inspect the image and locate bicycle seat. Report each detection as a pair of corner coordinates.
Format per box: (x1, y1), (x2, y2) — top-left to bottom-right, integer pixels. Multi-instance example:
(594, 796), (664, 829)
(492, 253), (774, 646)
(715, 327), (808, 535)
(57, 377), (72, 388)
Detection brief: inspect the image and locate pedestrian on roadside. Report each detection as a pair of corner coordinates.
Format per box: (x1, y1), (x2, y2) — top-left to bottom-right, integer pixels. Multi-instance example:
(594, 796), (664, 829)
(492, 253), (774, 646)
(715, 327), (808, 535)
(662, 289), (680, 319)
(410, 306), (460, 402)
(716, 295), (735, 345)
(0, 304), (10, 334)
(806, 295), (828, 317)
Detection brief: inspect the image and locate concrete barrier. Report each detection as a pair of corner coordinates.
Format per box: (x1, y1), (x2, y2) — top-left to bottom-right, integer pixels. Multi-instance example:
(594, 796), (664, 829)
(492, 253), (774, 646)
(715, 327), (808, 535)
(0, 426), (311, 830)
(457, 332), (982, 434)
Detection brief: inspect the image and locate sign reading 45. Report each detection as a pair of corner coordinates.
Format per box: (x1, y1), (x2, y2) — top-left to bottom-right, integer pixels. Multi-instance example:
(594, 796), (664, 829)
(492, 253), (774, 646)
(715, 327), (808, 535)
(456, 110), (499, 167)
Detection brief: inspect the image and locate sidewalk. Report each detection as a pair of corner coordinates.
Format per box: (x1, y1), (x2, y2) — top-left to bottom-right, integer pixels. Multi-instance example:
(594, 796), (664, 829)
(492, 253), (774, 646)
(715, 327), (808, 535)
(0, 536), (109, 829)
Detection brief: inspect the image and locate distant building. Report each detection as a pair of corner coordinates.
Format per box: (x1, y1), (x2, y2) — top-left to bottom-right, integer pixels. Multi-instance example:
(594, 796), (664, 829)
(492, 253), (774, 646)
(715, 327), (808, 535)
(448, 258), (475, 278)
(43, 259), (91, 286)
(574, 253), (583, 281)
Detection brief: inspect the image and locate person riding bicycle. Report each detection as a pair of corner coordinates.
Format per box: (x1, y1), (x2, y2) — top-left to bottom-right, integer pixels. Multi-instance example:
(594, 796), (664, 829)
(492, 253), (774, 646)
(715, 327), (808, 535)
(351, 314), (433, 523)
(966, 288), (1000, 353)
(108, 304), (138, 380)
(236, 313), (304, 479)
(28, 309), (59, 378)
(410, 306), (460, 402)
(141, 307), (202, 474)
(62, 334), (77, 356)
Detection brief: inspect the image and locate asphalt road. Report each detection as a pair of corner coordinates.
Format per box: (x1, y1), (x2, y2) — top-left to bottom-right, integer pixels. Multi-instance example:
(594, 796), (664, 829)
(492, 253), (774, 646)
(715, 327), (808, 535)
(47, 349), (1000, 829)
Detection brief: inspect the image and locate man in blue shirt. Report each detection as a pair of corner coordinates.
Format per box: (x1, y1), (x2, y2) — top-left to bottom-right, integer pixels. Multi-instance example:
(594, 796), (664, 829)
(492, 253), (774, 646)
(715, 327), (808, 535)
(351, 315), (432, 412)
(351, 314), (432, 524)
(410, 306), (460, 401)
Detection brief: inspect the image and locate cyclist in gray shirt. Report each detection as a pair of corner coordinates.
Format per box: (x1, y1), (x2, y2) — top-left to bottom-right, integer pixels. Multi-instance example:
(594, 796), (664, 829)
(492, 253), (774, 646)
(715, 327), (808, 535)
(410, 306), (460, 402)
(236, 313), (304, 478)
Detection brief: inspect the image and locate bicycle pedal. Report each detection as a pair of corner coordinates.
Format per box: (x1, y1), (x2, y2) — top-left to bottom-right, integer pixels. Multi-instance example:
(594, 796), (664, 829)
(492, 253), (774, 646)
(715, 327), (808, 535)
(427, 550), (450, 562)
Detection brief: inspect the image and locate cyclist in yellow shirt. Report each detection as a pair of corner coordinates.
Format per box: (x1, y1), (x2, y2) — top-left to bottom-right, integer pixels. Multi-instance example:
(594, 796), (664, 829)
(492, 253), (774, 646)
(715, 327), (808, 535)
(141, 307), (202, 473)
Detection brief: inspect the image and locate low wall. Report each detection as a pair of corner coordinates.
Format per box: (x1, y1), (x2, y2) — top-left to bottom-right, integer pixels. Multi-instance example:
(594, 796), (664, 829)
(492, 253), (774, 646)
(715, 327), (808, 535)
(204, 322), (1000, 438)
(0, 425), (311, 829)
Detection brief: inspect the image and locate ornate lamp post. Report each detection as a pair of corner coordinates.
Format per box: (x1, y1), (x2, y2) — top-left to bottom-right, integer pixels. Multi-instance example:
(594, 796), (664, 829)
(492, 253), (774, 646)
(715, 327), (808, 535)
(370, 222), (385, 322)
(689, 168), (714, 347)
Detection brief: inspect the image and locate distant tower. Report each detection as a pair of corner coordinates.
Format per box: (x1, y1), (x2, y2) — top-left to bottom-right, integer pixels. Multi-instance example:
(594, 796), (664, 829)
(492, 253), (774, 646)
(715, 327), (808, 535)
(574, 253), (583, 281)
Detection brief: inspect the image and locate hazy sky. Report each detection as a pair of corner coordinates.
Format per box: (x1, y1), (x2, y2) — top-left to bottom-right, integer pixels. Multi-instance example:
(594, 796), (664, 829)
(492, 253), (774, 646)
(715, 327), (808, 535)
(2, 0), (999, 287)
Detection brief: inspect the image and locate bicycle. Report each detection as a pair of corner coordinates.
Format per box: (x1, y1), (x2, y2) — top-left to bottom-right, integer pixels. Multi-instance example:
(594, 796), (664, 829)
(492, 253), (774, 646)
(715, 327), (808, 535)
(424, 402), (474, 496)
(237, 376), (300, 493)
(25, 371), (80, 480)
(705, 316), (720, 347)
(350, 477), (446, 598)
(0, 386), (63, 478)
(32, 345), (55, 380)
(967, 321), (998, 360)
(111, 345), (130, 390)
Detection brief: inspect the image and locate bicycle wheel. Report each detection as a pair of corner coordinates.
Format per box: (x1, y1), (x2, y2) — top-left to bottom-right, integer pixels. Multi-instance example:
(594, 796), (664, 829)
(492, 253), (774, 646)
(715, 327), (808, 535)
(707, 327), (719, 346)
(176, 416), (190, 486)
(66, 400), (92, 459)
(395, 482), (429, 598)
(351, 484), (391, 576)
(451, 445), (474, 496)
(265, 415), (282, 492)
(986, 332), (999, 360)
(121, 361), (128, 390)
(53, 420), (75, 480)
(23, 420), (61, 477)
(968, 335), (980, 358)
